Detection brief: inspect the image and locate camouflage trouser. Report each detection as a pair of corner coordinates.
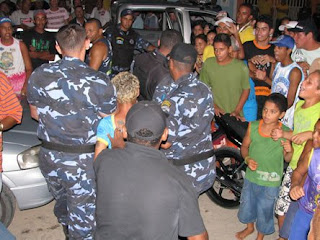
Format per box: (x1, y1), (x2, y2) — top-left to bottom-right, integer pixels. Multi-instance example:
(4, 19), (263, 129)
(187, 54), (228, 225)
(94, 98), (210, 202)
(39, 148), (96, 240)
(182, 156), (216, 195)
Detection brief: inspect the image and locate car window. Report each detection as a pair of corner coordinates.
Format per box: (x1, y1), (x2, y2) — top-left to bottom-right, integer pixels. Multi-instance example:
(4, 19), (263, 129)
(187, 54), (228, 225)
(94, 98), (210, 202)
(131, 10), (163, 31)
(189, 11), (215, 26)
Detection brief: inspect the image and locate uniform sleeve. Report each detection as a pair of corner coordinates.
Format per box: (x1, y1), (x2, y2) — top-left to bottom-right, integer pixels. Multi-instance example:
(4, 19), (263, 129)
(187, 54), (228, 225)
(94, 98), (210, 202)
(178, 181), (206, 237)
(161, 98), (180, 144)
(0, 73), (22, 124)
(94, 76), (117, 114)
(27, 69), (41, 105)
(135, 34), (151, 51)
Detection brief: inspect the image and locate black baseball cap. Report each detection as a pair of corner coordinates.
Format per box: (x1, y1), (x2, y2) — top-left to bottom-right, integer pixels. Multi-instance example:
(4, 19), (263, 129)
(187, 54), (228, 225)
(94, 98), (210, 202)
(126, 101), (167, 141)
(289, 19), (318, 35)
(169, 43), (197, 64)
(121, 9), (133, 18)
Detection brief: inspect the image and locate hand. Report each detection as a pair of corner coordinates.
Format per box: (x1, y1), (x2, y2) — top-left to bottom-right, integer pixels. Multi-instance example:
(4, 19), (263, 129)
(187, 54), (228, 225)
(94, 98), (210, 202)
(292, 132), (310, 145)
(230, 110), (244, 121)
(107, 128), (125, 149)
(281, 140), (292, 153)
(21, 85), (27, 96)
(297, 62), (310, 78)
(247, 158), (258, 171)
(290, 185), (305, 200)
(227, 22), (238, 36)
(271, 128), (283, 141)
(214, 106), (225, 117)
(254, 69), (267, 81)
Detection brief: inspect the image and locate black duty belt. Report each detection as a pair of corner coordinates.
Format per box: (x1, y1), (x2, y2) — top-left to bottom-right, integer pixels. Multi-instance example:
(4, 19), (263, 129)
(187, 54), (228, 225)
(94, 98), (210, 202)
(168, 149), (215, 166)
(41, 140), (95, 153)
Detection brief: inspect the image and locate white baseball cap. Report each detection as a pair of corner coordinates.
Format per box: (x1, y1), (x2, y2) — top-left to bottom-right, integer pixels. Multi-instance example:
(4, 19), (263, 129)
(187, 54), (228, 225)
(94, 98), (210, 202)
(214, 17), (235, 27)
(278, 21), (298, 31)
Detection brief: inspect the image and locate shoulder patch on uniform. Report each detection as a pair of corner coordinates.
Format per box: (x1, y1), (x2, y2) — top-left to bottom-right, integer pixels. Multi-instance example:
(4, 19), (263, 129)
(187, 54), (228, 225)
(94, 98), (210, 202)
(161, 100), (171, 112)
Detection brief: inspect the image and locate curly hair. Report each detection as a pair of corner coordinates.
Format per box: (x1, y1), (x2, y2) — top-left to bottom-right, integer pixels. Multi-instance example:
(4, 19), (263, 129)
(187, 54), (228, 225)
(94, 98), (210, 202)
(111, 72), (140, 104)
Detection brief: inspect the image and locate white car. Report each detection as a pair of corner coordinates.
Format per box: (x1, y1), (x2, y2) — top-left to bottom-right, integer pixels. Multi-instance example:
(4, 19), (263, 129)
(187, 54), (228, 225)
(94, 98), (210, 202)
(1, 97), (53, 226)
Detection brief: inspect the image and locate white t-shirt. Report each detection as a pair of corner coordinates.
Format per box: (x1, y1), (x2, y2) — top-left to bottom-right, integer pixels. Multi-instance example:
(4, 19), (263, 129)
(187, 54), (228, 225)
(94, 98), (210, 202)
(291, 46), (320, 66)
(90, 7), (110, 27)
(10, 10), (34, 28)
(45, 7), (70, 29)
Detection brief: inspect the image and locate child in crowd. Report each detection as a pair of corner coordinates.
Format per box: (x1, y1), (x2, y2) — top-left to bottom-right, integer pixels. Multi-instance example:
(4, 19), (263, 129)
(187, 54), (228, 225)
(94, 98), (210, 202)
(236, 93), (292, 240)
(289, 119), (320, 240)
(270, 34), (304, 129)
(272, 70), (320, 239)
(94, 72), (139, 159)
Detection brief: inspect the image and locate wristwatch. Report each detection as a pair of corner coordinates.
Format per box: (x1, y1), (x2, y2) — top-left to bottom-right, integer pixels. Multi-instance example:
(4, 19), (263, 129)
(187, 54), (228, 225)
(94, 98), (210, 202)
(0, 122), (3, 131)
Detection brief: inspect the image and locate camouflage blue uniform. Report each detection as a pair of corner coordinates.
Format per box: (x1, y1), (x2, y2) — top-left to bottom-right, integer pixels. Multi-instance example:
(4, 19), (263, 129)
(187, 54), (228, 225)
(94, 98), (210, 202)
(27, 56), (116, 240)
(104, 24), (151, 77)
(153, 73), (216, 194)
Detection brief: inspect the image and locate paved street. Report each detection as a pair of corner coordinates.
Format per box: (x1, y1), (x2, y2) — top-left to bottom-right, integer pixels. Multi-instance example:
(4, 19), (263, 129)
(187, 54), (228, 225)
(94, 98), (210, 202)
(8, 193), (279, 240)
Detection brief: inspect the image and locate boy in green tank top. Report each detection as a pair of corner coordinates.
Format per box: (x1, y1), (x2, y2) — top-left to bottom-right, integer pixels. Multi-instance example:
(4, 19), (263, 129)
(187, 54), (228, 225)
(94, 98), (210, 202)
(236, 93), (292, 240)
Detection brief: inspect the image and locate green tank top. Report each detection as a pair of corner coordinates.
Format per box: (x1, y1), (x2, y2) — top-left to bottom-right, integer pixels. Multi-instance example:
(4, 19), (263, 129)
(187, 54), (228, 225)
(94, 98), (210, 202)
(246, 120), (289, 187)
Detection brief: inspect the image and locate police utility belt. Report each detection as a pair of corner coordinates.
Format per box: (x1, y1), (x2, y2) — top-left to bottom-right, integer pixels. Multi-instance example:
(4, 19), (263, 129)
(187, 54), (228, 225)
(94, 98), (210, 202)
(168, 149), (215, 166)
(41, 140), (95, 153)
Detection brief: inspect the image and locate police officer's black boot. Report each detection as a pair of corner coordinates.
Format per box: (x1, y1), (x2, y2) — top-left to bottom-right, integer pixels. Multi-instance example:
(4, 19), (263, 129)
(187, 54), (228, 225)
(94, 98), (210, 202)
(62, 225), (69, 240)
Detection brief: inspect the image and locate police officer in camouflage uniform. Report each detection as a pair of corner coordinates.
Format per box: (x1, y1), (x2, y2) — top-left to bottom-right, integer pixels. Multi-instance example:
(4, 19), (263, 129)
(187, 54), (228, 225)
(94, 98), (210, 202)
(27, 24), (116, 240)
(153, 43), (216, 194)
(104, 9), (155, 77)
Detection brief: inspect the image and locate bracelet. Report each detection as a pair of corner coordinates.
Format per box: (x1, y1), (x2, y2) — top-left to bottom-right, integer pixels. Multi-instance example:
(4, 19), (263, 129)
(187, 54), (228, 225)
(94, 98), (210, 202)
(244, 156), (250, 164)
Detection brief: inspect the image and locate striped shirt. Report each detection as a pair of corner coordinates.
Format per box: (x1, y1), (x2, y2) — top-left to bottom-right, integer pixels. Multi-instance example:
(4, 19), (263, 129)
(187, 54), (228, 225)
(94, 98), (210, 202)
(45, 8), (69, 29)
(0, 72), (22, 171)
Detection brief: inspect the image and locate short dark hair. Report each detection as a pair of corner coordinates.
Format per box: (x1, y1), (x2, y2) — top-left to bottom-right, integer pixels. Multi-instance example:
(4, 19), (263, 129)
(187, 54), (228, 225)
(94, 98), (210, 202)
(159, 29), (183, 50)
(239, 3), (253, 16)
(85, 18), (102, 29)
(256, 15), (273, 29)
(56, 24), (86, 53)
(213, 33), (231, 47)
(195, 34), (207, 43)
(192, 20), (205, 29)
(127, 129), (162, 147)
(265, 93), (288, 113)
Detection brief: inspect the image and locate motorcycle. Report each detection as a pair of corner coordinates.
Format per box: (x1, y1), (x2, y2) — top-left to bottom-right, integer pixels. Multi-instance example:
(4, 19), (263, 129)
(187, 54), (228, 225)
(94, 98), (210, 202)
(206, 114), (248, 208)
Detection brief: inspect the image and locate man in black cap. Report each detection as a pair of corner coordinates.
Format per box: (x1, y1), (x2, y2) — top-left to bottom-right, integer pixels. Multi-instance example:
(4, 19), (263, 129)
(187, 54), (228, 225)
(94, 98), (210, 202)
(104, 9), (155, 77)
(153, 43), (216, 195)
(290, 18), (320, 77)
(94, 101), (208, 240)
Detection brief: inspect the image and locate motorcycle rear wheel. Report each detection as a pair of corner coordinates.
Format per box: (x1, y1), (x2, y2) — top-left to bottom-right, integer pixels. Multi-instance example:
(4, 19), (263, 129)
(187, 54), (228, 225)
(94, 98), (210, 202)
(206, 146), (245, 208)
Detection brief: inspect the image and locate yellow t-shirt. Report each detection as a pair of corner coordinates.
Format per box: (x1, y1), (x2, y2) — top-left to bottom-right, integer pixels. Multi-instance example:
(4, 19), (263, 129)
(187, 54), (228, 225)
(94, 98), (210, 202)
(239, 25), (255, 44)
(289, 100), (320, 169)
(103, 0), (111, 11)
(203, 45), (215, 63)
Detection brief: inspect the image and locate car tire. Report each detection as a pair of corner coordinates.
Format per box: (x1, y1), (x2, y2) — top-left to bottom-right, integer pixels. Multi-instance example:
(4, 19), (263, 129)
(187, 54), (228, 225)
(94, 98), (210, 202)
(0, 184), (16, 227)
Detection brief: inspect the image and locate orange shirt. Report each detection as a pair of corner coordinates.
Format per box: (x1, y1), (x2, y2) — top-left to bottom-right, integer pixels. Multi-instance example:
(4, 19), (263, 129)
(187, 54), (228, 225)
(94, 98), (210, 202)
(0, 72), (22, 171)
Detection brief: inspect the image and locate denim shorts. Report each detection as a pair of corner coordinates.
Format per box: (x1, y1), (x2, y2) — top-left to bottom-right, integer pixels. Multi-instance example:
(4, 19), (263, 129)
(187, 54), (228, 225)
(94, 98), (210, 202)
(238, 179), (279, 235)
(279, 200), (299, 239)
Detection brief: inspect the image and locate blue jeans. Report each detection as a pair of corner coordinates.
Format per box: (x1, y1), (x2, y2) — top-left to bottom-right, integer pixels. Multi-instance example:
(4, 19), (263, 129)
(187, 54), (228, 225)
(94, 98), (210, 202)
(238, 179), (279, 235)
(289, 208), (313, 240)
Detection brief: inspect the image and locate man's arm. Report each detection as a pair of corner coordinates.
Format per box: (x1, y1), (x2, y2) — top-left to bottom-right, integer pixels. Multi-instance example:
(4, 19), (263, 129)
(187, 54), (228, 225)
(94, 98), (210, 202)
(29, 104), (39, 121)
(287, 67), (302, 108)
(20, 41), (33, 95)
(231, 88), (249, 120)
(187, 231), (209, 240)
(290, 140), (312, 200)
(87, 42), (107, 71)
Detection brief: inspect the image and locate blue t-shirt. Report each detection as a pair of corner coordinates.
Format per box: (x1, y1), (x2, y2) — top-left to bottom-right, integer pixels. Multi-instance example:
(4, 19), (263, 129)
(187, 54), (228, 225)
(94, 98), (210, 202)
(97, 115), (116, 149)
